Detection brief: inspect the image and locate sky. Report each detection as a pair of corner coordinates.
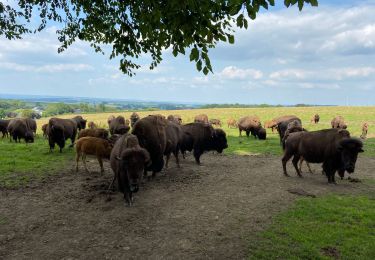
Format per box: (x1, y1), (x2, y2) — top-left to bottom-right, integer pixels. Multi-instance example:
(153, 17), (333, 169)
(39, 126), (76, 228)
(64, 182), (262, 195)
(0, 0), (374, 105)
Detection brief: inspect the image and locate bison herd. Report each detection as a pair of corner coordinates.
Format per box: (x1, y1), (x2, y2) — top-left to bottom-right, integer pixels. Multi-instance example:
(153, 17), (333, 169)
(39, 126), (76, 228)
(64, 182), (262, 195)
(0, 112), (369, 206)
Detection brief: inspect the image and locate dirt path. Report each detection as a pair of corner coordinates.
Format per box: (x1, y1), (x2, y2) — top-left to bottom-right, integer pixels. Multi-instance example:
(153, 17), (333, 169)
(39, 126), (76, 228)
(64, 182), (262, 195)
(1, 154), (374, 259)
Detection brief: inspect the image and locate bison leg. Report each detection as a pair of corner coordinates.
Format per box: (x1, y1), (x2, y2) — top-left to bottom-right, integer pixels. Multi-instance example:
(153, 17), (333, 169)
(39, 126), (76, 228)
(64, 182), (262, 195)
(306, 162), (313, 174)
(82, 154), (90, 174)
(281, 152), (293, 177)
(165, 153), (170, 168)
(97, 156), (104, 174)
(174, 150), (180, 168)
(292, 155), (302, 177)
(193, 149), (202, 165)
(75, 152), (80, 172)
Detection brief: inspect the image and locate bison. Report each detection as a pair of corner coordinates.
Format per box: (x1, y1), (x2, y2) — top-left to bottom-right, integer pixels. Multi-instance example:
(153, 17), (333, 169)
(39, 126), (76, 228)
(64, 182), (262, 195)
(167, 114), (182, 125)
(311, 114), (320, 124)
(132, 115), (168, 176)
(282, 128), (363, 183)
(107, 115), (116, 127)
(110, 133), (150, 206)
(88, 121), (97, 129)
(48, 117), (78, 152)
(209, 119), (222, 127)
(78, 128), (109, 140)
(238, 116), (266, 139)
(331, 116), (347, 129)
(277, 118), (302, 146)
(75, 137), (113, 174)
(7, 119), (34, 143)
(0, 119), (10, 138)
(72, 116), (87, 131)
(265, 115), (299, 133)
(194, 114), (209, 124)
(130, 112), (140, 127)
(164, 121), (183, 168)
(182, 123), (228, 164)
(227, 118), (237, 128)
(360, 122), (368, 139)
(24, 118), (37, 136)
(109, 116), (130, 135)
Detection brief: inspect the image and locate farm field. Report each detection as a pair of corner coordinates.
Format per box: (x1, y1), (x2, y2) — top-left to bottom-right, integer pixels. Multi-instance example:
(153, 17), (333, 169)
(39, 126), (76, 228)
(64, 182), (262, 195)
(1, 106), (375, 259)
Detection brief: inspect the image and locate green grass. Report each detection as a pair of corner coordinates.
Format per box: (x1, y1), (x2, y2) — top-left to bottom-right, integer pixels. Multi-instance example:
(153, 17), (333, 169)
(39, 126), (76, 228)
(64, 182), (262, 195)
(248, 195), (375, 259)
(0, 136), (74, 188)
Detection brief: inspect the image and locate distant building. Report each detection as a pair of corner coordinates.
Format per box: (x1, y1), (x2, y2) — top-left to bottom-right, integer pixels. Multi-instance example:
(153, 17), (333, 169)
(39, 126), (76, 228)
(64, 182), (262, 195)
(73, 109), (82, 114)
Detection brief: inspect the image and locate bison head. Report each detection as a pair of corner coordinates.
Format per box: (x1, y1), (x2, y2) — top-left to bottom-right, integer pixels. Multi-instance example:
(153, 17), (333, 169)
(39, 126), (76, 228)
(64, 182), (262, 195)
(257, 127), (267, 140)
(337, 138), (363, 173)
(25, 131), (34, 143)
(212, 129), (228, 153)
(118, 147), (150, 192)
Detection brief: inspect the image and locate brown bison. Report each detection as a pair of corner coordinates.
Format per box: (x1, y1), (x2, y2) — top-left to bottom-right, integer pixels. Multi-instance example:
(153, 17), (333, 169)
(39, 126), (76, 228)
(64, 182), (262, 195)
(75, 137), (113, 174)
(265, 115), (299, 133)
(164, 121), (184, 168)
(209, 119), (222, 127)
(48, 117), (78, 152)
(107, 115), (116, 126)
(277, 118), (303, 147)
(182, 123), (228, 164)
(167, 114), (182, 125)
(238, 116), (266, 139)
(7, 119), (34, 143)
(72, 116), (87, 131)
(109, 116), (130, 135)
(24, 118), (37, 135)
(194, 114), (209, 124)
(311, 114), (320, 124)
(42, 123), (49, 138)
(360, 122), (368, 139)
(227, 118), (237, 128)
(132, 115), (168, 176)
(331, 116), (347, 129)
(130, 112), (140, 127)
(110, 133), (150, 206)
(0, 119), (10, 138)
(282, 129), (363, 183)
(88, 121), (97, 129)
(78, 128), (109, 139)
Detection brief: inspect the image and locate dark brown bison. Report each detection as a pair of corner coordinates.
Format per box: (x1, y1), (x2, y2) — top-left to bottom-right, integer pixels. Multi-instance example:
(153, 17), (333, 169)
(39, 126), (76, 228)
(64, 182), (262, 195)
(109, 116), (130, 135)
(48, 118), (78, 152)
(24, 118), (37, 136)
(209, 119), (222, 127)
(42, 123), (49, 138)
(107, 115), (116, 127)
(194, 114), (209, 124)
(164, 121), (184, 168)
(78, 128), (109, 139)
(75, 137), (113, 174)
(132, 115), (168, 176)
(331, 116), (347, 129)
(238, 116), (266, 139)
(182, 123), (228, 164)
(227, 118), (237, 128)
(179, 131), (194, 159)
(72, 116), (87, 131)
(265, 115), (299, 133)
(167, 114), (182, 125)
(282, 129), (363, 183)
(311, 114), (320, 124)
(7, 119), (34, 143)
(110, 133), (150, 206)
(88, 121), (97, 129)
(277, 118), (303, 147)
(360, 122), (368, 139)
(0, 119), (10, 138)
(130, 112), (140, 127)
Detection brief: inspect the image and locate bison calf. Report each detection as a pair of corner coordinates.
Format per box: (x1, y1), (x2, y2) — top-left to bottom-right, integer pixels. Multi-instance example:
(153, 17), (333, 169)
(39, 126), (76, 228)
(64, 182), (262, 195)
(75, 137), (112, 174)
(78, 128), (109, 139)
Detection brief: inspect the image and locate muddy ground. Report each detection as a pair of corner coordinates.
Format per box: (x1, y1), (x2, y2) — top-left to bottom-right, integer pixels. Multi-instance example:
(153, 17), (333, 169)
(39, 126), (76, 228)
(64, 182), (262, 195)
(1, 154), (374, 259)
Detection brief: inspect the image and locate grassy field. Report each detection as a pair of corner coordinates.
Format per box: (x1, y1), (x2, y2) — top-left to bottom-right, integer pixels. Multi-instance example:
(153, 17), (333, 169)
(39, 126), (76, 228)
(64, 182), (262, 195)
(248, 194), (375, 259)
(0, 106), (374, 188)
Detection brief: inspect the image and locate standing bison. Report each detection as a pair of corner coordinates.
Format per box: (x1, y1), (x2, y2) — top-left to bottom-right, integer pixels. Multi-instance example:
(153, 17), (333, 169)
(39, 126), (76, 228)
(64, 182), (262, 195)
(72, 116), (87, 131)
(164, 121), (184, 168)
(194, 114), (209, 124)
(7, 119), (34, 143)
(109, 116), (130, 135)
(277, 117), (302, 146)
(130, 112), (140, 127)
(167, 114), (182, 125)
(227, 118), (237, 128)
(0, 119), (10, 138)
(360, 122), (369, 139)
(110, 133), (150, 206)
(48, 117), (78, 152)
(132, 115), (168, 176)
(238, 116), (266, 140)
(311, 114), (320, 124)
(265, 115), (299, 133)
(209, 119), (222, 127)
(282, 129), (363, 183)
(182, 123), (228, 164)
(331, 116), (347, 129)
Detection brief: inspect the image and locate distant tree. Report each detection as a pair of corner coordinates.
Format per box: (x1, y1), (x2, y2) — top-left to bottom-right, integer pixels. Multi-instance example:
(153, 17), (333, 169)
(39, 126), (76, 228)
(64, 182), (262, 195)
(0, 0), (318, 76)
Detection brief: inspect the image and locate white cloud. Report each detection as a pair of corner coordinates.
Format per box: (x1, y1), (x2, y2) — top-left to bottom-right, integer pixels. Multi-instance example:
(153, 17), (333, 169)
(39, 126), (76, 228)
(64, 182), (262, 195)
(219, 66), (263, 80)
(331, 67), (375, 80)
(0, 62), (93, 72)
(269, 69), (309, 80)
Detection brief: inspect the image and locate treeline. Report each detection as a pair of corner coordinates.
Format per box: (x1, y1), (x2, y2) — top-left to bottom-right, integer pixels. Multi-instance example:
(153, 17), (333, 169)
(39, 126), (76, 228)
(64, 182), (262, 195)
(200, 103), (318, 109)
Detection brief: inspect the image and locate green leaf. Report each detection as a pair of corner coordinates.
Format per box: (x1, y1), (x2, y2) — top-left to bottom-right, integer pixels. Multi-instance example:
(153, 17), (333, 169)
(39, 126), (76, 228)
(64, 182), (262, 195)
(228, 34), (234, 44)
(243, 18), (248, 29)
(196, 60), (202, 71)
(172, 47), (178, 57)
(203, 66), (209, 75)
(298, 0), (304, 11)
(236, 14), (244, 27)
(190, 47), (199, 61)
(309, 0), (318, 7)
(268, 0), (275, 6)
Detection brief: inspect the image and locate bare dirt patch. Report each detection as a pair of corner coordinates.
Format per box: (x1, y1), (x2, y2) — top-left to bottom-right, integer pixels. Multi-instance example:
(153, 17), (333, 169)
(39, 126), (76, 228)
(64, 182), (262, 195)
(1, 154), (374, 259)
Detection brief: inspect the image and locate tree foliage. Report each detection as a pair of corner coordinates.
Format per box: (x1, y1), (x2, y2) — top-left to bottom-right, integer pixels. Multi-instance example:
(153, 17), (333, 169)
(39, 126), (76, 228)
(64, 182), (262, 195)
(0, 0), (318, 76)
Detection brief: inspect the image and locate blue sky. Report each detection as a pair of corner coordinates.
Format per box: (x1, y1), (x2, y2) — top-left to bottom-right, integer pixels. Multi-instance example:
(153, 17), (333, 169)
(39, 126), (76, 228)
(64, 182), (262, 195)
(0, 0), (374, 105)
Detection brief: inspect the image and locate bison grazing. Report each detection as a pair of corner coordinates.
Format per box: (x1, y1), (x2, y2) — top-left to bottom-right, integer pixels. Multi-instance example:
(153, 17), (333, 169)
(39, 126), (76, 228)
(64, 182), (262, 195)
(209, 119), (222, 127)
(48, 118), (78, 152)
(182, 123), (228, 164)
(227, 118), (237, 128)
(88, 121), (97, 129)
(311, 114), (320, 124)
(360, 122), (368, 139)
(331, 116), (347, 129)
(109, 116), (130, 135)
(110, 133), (150, 206)
(238, 116), (266, 139)
(75, 137), (113, 174)
(7, 119), (34, 143)
(72, 116), (87, 131)
(25, 118), (37, 136)
(282, 128), (363, 184)
(164, 121), (183, 168)
(132, 115), (168, 176)
(194, 114), (209, 124)
(167, 114), (182, 125)
(0, 119), (10, 138)
(78, 128), (109, 140)
(130, 112), (140, 127)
